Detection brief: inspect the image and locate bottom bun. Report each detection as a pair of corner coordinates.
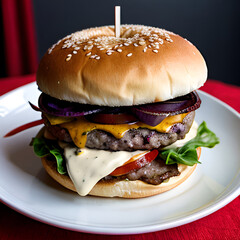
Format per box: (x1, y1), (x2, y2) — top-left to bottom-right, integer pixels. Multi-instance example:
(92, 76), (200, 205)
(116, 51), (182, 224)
(41, 156), (197, 198)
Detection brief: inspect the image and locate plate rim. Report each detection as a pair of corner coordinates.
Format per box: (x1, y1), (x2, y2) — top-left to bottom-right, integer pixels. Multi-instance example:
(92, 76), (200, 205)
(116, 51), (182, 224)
(0, 82), (240, 235)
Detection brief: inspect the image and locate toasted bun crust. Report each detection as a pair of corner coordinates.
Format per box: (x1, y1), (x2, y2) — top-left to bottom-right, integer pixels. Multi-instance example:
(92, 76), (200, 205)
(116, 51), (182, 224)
(41, 154), (197, 198)
(37, 25), (207, 106)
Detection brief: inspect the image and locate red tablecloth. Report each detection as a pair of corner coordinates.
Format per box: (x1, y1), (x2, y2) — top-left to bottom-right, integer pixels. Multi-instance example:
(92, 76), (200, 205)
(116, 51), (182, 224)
(0, 75), (240, 239)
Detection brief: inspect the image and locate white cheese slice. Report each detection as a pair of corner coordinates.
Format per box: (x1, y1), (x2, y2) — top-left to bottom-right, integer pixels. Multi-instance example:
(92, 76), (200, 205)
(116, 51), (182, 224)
(64, 148), (145, 196)
(63, 121), (198, 197)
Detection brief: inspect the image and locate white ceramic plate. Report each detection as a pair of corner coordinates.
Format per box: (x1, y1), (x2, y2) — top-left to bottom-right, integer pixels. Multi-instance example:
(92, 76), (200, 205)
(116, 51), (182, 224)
(0, 82), (239, 234)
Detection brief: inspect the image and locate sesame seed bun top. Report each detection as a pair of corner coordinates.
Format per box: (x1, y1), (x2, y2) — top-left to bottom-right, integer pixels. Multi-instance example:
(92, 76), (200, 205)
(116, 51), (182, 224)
(36, 25), (207, 106)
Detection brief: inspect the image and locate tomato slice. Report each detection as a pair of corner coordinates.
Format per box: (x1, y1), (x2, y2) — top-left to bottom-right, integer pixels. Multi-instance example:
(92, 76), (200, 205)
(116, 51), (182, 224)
(110, 147), (201, 177)
(110, 149), (159, 176)
(85, 112), (137, 125)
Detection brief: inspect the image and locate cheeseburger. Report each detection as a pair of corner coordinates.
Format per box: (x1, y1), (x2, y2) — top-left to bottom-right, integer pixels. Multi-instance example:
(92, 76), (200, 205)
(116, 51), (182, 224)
(32, 25), (219, 198)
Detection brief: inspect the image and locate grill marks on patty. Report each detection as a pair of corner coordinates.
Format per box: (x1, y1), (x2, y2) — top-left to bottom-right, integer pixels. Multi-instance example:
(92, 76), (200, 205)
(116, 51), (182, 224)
(44, 111), (195, 151)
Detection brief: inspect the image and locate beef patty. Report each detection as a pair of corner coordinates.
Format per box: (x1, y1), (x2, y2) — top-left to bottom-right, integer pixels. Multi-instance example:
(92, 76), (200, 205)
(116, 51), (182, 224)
(44, 111), (195, 151)
(103, 157), (180, 185)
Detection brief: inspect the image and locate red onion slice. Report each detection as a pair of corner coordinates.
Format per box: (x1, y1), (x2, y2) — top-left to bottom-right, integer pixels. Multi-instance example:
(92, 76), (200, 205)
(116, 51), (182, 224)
(38, 93), (105, 117)
(29, 102), (41, 112)
(38, 91), (201, 126)
(131, 91), (201, 126)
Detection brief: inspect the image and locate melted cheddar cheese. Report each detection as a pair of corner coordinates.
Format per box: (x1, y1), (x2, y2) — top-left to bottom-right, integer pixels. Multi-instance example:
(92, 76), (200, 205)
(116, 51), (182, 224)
(47, 113), (188, 148)
(44, 113), (74, 125)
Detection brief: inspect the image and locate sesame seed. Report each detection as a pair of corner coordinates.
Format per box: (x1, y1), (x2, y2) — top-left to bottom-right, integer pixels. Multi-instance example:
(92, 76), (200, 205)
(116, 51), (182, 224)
(106, 52), (112, 56)
(73, 50), (77, 54)
(153, 49), (158, 53)
(88, 40), (93, 44)
(117, 48), (122, 52)
(86, 52), (91, 56)
(143, 47), (147, 52)
(90, 55), (96, 59)
(74, 47), (80, 50)
(66, 56), (71, 61)
(134, 43), (139, 47)
(100, 48), (105, 50)
(87, 45), (93, 50)
(139, 41), (145, 46)
(127, 53), (132, 57)
(148, 45), (152, 48)
(124, 43), (129, 46)
(96, 56), (100, 60)
(149, 39), (154, 42)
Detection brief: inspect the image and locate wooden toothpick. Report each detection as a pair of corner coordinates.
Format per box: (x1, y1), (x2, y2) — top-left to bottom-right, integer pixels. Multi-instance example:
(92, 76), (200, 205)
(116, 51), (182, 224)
(115, 6), (121, 38)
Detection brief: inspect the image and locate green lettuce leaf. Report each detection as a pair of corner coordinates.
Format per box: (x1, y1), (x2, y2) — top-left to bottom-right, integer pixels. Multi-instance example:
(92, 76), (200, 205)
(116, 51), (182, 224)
(160, 121), (220, 166)
(32, 137), (66, 174)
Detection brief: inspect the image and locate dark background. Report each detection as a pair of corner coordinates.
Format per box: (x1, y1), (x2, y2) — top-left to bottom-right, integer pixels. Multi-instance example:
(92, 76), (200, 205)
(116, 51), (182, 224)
(32, 0), (240, 86)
